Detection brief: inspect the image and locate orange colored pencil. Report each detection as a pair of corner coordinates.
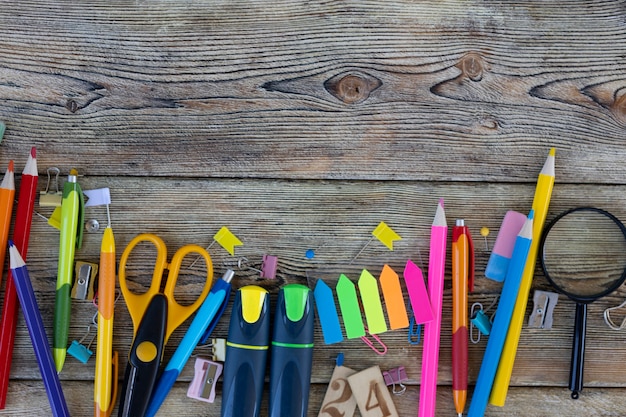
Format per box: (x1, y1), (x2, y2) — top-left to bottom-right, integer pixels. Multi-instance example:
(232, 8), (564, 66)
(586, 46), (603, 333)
(0, 161), (15, 284)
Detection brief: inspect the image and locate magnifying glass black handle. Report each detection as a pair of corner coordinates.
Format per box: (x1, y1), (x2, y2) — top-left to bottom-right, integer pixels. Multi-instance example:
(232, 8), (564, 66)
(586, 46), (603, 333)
(570, 303), (587, 399)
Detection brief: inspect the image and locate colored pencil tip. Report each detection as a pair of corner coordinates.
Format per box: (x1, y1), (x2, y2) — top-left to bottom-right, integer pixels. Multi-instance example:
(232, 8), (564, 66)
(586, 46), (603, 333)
(8, 240), (14, 248)
(549, 147), (555, 157)
(439, 198), (444, 208)
(528, 209), (535, 220)
(30, 147), (36, 158)
(7, 160), (13, 172)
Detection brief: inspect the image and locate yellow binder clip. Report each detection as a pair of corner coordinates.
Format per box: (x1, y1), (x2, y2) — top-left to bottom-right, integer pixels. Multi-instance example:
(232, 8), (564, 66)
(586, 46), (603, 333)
(39, 167), (62, 207)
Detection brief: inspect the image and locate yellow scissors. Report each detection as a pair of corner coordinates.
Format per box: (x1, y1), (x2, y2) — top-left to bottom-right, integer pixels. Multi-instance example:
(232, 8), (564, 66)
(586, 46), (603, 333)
(117, 233), (213, 417)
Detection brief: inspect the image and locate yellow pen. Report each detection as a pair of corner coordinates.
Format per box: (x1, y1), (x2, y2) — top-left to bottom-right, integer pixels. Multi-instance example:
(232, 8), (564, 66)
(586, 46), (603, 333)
(490, 148), (555, 406)
(94, 222), (118, 417)
(53, 169), (84, 373)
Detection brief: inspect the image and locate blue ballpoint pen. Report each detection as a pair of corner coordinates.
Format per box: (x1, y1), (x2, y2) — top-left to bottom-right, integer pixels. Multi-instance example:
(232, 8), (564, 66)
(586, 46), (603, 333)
(145, 269), (235, 417)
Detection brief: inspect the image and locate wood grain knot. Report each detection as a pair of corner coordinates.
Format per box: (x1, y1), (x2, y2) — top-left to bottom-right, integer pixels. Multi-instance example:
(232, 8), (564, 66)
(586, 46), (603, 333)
(66, 99), (78, 113)
(612, 93), (626, 126)
(458, 53), (485, 82)
(324, 72), (382, 104)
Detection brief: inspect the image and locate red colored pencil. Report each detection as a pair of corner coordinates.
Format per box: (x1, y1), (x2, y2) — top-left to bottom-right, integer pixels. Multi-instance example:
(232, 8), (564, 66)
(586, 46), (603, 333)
(0, 147), (38, 408)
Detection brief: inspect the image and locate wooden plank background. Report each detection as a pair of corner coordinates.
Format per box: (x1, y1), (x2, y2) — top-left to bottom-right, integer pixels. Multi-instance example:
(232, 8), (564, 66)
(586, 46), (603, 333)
(0, 1), (625, 416)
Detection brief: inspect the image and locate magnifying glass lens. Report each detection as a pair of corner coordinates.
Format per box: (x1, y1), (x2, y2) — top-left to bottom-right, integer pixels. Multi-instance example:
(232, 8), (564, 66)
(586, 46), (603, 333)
(542, 210), (626, 300)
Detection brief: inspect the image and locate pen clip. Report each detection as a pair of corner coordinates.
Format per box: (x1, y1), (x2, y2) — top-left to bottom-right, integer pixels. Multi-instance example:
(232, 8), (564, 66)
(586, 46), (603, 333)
(199, 286), (233, 345)
(76, 181), (85, 249)
(466, 227), (475, 292)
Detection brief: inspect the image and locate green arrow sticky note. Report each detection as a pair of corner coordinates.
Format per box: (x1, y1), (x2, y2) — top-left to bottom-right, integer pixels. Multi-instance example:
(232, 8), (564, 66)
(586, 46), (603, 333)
(336, 274), (365, 339)
(358, 269), (388, 335)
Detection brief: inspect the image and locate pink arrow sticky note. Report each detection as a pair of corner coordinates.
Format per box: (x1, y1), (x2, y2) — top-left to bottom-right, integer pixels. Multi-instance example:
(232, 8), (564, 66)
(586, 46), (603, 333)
(403, 259), (434, 324)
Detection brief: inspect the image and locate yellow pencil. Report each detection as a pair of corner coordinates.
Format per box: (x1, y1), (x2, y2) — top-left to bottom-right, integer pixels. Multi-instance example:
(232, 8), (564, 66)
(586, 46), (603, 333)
(94, 225), (118, 417)
(490, 148), (555, 406)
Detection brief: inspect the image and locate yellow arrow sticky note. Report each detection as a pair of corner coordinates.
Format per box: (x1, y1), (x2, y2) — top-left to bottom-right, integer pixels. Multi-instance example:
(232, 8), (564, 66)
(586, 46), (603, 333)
(214, 226), (243, 256)
(372, 221), (401, 251)
(358, 269), (388, 335)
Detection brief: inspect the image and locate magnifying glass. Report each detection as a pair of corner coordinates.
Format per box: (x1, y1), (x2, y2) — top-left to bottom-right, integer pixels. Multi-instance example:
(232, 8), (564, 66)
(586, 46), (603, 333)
(540, 207), (626, 399)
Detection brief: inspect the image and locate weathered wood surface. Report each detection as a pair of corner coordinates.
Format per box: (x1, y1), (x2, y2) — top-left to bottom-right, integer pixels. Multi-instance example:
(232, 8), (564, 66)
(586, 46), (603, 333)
(0, 0), (626, 416)
(1, 1), (625, 183)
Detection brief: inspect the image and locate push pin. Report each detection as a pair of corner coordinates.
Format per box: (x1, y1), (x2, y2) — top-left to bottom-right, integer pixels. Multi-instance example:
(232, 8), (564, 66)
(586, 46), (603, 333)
(528, 290), (558, 329)
(83, 187), (111, 207)
(350, 221), (401, 264)
(480, 227), (490, 251)
(71, 261), (98, 300)
(382, 366), (408, 395)
(68, 325), (96, 364)
(190, 226), (243, 268)
(39, 167), (62, 207)
(187, 357), (223, 403)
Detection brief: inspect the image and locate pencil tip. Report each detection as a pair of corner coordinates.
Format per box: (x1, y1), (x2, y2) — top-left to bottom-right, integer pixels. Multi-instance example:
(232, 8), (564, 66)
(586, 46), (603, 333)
(30, 147), (36, 158)
(7, 160), (13, 172)
(549, 147), (555, 157)
(439, 198), (444, 208)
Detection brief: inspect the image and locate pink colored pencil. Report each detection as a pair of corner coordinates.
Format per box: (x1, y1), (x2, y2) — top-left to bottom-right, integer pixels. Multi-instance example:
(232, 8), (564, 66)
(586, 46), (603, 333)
(419, 199), (447, 417)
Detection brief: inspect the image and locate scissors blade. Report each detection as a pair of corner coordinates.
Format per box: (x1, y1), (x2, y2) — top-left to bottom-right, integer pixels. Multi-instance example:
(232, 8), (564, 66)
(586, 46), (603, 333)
(118, 294), (167, 417)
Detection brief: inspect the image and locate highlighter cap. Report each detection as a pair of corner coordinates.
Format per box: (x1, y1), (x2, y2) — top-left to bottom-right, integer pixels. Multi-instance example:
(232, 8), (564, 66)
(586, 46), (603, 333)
(227, 285), (270, 347)
(273, 284), (314, 345)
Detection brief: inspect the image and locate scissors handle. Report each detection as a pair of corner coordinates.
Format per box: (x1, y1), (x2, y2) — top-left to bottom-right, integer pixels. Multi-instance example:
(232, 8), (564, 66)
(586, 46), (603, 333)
(119, 234), (169, 333)
(118, 294), (167, 417)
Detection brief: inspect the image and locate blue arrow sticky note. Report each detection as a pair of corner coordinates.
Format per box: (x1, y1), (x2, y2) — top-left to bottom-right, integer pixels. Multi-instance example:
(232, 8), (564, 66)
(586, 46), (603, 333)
(313, 280), (344, 344)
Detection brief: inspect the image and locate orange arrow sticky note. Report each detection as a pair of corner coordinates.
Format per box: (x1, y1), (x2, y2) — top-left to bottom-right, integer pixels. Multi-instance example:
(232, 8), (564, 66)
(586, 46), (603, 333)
(372, 221), (401, 251)
(379, 265), (409, 330)
(214, 226), (243, 256)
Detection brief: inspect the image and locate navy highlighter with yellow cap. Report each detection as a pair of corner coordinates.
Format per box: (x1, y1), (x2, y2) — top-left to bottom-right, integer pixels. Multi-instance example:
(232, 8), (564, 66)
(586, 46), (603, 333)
(221, 285), (270, 417)
(268, 284), (314, 417)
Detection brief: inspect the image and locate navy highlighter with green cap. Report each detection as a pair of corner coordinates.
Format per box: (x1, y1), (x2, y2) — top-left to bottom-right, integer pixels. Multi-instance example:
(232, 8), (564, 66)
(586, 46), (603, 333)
(268, 284), (314, 417)
(221, 285), (270, 417)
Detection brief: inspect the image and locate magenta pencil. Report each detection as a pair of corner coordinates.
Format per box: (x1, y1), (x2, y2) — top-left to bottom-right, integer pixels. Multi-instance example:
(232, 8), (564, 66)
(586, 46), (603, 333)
(419, 199), (448, 417)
